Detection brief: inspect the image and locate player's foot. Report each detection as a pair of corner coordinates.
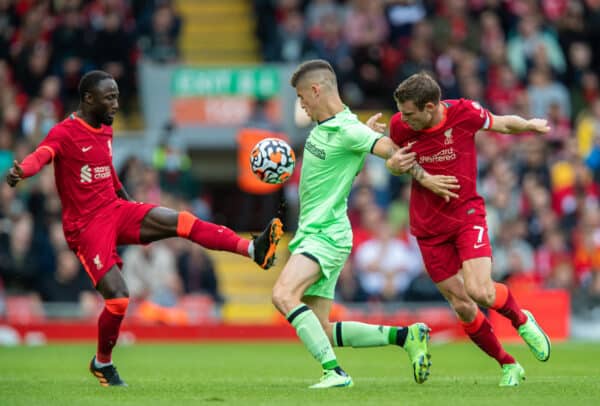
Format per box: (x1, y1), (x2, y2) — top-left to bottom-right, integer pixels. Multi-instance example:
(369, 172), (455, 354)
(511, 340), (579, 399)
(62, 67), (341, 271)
(252, 217), (283, 270)
(403, 322), (432, 384)
(499, 363), (525, 387)
(308, 369), (354, 389)
(89, 356), (128, 387)
(517, 309), (551, 362)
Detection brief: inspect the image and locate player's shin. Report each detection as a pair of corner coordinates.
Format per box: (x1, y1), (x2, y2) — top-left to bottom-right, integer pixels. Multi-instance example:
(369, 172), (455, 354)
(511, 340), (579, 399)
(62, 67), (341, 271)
(287, 304), (341, 370)
(332, 321), (407, 347)
(461, 309), (515, 366)
(176, 211), (249, 256)
(489, 282), (527, 329)
(97, 298), (129, 364)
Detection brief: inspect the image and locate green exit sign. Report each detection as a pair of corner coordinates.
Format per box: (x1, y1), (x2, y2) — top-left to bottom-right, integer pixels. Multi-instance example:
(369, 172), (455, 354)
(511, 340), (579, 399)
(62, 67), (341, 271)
(171, 67), (280, 98)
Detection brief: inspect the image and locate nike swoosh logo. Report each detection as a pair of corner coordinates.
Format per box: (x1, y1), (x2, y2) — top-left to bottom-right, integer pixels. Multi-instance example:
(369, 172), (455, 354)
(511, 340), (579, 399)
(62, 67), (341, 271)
(473, 243), (487, 249)
(82, 146), (92, 152)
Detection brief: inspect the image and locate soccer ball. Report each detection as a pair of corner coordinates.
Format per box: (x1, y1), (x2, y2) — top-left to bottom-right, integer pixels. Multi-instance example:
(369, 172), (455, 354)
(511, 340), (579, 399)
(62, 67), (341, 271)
(250, 138), (296, 184)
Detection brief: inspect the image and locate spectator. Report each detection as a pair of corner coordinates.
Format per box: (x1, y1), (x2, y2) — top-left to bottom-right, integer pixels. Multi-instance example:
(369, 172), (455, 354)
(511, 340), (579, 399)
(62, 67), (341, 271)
(177, 245), (223, 304)
(121, 243), (182, 307)
(35, 249), (96, 310)
(527, 68), (570, 119)
(138, 3), (181, 64)
(354, 223), (422, 301)
(507, 15), (566, 79)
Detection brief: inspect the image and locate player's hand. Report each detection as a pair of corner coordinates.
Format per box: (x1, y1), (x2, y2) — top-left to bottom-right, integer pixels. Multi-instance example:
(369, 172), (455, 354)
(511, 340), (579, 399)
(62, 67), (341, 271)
(528, 118), (551, 134)
(6, 160), (24, 187)
(420, 173), (460, 202)
(386, 142), (416, 174)
(366, 112), (387, 134)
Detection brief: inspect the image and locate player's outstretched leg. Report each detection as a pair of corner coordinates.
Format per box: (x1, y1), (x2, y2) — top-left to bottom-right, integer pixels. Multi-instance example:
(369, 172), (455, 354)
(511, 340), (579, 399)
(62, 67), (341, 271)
(332, 321), (431, 383)
(251, 217), (284, 270)
(89, 355), (128, 387)
(173, 211), (283, 270)
(489, 283), (551, 361)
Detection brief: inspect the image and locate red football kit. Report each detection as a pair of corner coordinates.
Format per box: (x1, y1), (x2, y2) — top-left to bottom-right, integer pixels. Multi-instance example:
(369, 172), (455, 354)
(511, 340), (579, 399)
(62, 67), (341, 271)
(21, 114), (156, 284)
(390, 99), (494, 282)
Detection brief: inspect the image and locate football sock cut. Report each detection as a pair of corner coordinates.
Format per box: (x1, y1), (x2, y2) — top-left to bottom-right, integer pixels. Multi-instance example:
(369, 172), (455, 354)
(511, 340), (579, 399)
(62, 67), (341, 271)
(490, 283), (528, 329)
(287, 304), (339, 370)
(461, 310), (515, 366)
(333, 322), (406, 347)
(177, 211), (250, 256)
(97, 297), (129, 364)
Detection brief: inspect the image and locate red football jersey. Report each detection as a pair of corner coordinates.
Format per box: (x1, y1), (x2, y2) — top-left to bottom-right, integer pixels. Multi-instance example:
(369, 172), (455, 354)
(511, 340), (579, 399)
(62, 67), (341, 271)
(38, 114), (122, 242)
(390, 99), (493, 238)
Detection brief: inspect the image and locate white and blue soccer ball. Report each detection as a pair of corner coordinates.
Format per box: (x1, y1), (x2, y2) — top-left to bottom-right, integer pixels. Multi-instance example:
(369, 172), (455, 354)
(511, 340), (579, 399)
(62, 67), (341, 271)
(250, 138), (296, 184)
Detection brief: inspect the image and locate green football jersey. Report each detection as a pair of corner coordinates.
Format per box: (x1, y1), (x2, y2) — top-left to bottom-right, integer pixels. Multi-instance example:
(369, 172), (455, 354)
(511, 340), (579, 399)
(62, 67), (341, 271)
(294, 107), (382, 247)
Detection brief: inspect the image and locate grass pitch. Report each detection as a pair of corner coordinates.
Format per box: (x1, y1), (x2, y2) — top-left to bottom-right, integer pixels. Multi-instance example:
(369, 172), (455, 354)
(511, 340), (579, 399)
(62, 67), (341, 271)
(1, 341), (598, 406)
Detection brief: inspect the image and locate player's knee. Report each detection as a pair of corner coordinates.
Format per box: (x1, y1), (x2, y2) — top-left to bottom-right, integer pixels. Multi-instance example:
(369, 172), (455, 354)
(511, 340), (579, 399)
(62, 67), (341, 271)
(466, 284), (495, 307)
(450, 298), (478, 322)
(271, 284), (297, 314)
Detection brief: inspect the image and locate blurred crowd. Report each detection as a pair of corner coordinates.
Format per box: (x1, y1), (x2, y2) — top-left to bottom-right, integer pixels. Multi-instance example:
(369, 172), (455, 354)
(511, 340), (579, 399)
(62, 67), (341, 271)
(254, 0), (600, 311)
(3, 0), (600, 319)
(0, 0), (181, 174)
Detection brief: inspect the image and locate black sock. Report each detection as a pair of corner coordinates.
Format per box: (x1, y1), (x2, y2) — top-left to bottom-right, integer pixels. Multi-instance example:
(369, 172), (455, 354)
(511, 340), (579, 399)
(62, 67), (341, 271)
(396, 327), (408, 347)
(334, 366), (347, 376)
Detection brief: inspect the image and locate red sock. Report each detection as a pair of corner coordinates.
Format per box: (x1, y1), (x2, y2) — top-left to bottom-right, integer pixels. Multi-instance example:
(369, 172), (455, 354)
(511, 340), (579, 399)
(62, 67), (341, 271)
(490, 283), (527, 329)
(461, 310), (515, 366)
(177, 211), (249, 256)
(97, 298), (129, 363)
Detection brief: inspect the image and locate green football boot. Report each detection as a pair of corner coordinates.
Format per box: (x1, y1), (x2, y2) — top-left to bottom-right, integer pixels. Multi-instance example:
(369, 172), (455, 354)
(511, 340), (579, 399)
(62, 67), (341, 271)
(499, 363), (526, 387)
(309, 369), (354, 389)
(518, 310), (551, 362)
(403, 323), (432, 384)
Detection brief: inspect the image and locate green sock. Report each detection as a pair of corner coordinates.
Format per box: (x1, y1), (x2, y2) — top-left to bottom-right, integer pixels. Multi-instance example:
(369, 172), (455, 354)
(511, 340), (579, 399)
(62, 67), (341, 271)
(286, 305), (339, 370)
(333, 321), (399, 348)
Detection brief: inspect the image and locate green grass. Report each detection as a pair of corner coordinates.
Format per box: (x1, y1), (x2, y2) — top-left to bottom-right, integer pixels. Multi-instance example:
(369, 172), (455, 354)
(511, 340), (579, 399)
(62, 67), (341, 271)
(1, 341), (599, 406)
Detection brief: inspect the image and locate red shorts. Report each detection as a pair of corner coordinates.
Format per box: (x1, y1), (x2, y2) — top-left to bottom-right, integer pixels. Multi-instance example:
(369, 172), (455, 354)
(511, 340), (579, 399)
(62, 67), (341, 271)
(416, 215), (492, 283)
(66, 200), (156, 286)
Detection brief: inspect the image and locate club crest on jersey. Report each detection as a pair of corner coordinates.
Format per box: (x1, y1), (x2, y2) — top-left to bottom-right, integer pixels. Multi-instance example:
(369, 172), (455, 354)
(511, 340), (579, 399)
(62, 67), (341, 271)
(80, 165), (92, 183)
(93, 254), (103, 270)
(444, 128), (454, 145)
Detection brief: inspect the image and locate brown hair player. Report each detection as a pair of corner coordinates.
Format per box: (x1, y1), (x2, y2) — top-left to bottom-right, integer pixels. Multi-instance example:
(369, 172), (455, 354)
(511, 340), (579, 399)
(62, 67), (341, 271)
(388, 71), (552, 387)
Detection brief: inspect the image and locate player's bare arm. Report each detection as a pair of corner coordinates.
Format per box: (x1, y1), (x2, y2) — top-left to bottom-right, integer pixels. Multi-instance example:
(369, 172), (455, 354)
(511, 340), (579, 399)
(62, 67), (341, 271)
(488, 115), (551, 135)
(372, 137), (459, 202)
(414, 166), (460, 202)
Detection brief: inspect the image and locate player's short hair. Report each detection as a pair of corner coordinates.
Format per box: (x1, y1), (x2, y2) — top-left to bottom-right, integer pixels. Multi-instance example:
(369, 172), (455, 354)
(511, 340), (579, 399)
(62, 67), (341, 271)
(290, 59), (337, 88)
(393, 72), (441, 110)
(78, 70), (113, 101)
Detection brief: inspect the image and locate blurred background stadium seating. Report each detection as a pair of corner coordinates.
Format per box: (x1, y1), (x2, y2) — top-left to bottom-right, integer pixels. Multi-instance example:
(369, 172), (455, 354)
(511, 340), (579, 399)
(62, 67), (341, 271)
(1, 0), (600, 343)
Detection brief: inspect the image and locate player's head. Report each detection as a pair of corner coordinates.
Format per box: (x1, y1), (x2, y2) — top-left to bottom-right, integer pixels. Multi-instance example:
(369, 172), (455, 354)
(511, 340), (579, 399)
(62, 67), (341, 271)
(393, 72), (441, 131)
(290, 59), (338, 121)
(78, 70), (119, 125)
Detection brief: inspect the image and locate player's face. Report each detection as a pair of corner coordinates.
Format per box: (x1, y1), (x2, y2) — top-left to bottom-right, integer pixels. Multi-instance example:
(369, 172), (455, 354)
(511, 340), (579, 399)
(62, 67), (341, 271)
(397, 100), (436, 131)
(295, 81), (319, 121)
(91, 79), (120, 125)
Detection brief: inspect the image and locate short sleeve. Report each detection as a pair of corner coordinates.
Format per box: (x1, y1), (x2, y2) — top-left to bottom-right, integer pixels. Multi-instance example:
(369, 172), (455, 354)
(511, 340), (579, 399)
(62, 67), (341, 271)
(341, 122), (382, 153)
(462, 99), (493, 131)
(389, 113), (408, 146)
(38, 126), (65, 159)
